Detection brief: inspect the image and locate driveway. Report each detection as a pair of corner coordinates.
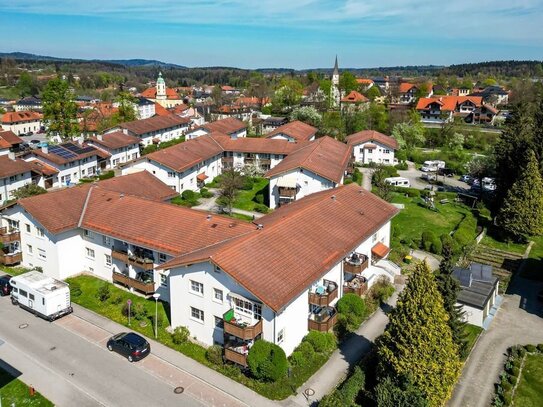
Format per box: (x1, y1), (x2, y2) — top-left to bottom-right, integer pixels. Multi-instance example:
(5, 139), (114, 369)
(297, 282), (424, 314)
(398, 162), (470, 192)
(449, 275), (543, 407)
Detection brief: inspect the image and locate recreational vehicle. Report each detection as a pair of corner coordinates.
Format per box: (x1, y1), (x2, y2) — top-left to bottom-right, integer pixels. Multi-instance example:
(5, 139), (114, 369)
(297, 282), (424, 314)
(384, 177), (411, 187)
(9, 271), (72, 321)
(421, 160), (446, 172)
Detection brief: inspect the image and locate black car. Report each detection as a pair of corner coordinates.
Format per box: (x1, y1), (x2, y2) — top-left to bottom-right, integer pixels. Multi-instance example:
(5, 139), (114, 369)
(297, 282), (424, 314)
(107, 332), (150, 362)
(0, 275), (12, 296)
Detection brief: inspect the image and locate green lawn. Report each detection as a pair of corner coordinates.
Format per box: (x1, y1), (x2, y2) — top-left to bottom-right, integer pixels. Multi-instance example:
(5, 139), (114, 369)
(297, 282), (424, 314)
(0, 265), (30, 276)
(512, 353), (543, 407)
(233, 177), (269, 211)
(463, 324), (483, 361)
(521, 235), (543, 281)
(66, 275), (330, 400)
(391, 192), (476, 246)
(480, 233), (527, 254)
(0, 366), (53, 406)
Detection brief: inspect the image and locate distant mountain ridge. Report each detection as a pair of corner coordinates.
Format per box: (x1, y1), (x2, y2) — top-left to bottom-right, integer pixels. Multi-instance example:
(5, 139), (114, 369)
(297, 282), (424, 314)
(0, 52), (186, 68)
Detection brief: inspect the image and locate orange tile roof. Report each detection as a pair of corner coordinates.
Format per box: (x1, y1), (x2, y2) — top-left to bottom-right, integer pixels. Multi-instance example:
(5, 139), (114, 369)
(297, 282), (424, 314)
(89, 131), (141, 150)
(265, 136), (351, 184)
(371, 242), (390, 258)
(346, 130), (399, 150)
(0, 137), (11, 149)
(399, 82), (416, 93)
(0, 155), (35, 178)
(266, 120), (317, 142)
(341, 91), (369, 103)
(203, 117), (247, 135)
(120, 114), (190, 136)
(0, 130), (23, 146)
(140, 87), (181, 100)
(17, 171), (180, 234)
(170, 104), (190, 114)
(356, 78), (374, 85)
(153, 103), (171, 116)
(211, 133), (307, 155)
(161, 184), (399, 311)
(416, 96), (483, 112)
(29, 143), (103, 166)
(28, 160), (58, 176)
(2, 111), (42, 124)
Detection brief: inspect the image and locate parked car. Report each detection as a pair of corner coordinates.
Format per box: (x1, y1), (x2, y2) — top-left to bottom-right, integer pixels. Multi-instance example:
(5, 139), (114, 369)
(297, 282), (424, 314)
(460, 174), (472, 183)
(107, 332), (150, 362)
(29, 140), (41, 148)
(0, 275), (12, 296)
(438, 168), (454, 177)
(25, 131), (34, 137)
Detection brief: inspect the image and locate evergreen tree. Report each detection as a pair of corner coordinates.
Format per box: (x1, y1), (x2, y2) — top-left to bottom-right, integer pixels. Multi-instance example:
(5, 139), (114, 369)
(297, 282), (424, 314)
(377, 261), (461, 407)
(497, 149), (543, 240)
(375, 376), (428, 407)
(532, 95), (543, 168)
(436, 243), (469, 359)
(42, 77), (79, 141)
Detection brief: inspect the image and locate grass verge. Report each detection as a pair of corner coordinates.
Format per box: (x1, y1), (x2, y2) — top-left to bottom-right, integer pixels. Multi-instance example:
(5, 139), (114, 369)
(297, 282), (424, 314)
(463, 324), (483, 361)
(0, 366), (53, 406)
(512, 353), (543, 407)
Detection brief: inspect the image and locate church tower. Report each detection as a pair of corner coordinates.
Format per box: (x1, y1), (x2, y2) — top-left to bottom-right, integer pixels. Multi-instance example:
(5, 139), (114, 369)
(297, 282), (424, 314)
(156, 72), (166, 101)
(331, 56), (341, 108)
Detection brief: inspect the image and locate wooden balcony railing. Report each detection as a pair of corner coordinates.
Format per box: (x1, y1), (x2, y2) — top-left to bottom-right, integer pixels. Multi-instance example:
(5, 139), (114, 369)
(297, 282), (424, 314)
(224, 346), (248, 367)
(343, 254), (369, 275)
(223, 317), (263, 340)
(0, 252), (22, 265)
(343, 281), (368, 297)
(0, 228), (20, 244)
(112, 271), (155, 295)
(278, 187), (296, 198)
(308, 309), (337, 332)
(111, 249), (154, 271)
(308, 283), (338, 307)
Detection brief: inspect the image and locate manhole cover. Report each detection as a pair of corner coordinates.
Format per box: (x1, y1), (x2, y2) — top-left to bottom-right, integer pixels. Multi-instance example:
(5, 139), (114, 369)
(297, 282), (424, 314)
(50, 346), (56, 351)
(174, 386), (184, 394)
(19, 323), (28, 329)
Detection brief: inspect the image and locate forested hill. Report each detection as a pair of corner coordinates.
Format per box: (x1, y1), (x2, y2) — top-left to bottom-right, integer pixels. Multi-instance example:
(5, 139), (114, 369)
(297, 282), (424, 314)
(442, 61), (543, 78)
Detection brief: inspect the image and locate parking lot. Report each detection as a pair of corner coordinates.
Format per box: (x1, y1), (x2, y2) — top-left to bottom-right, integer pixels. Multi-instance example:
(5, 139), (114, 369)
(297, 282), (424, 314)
(397, 162), (471, 192)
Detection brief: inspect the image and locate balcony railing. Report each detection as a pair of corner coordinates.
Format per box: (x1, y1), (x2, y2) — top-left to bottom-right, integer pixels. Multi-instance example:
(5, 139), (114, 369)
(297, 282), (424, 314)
(0, 252), (22, 265)
(0, 228), (20, 244)
(223, 315), (263, 340)
(278, 187), (296, 198)
(224, 345), (248, 367)
(308, 307), (337, 332)
(343, 254), (369, 275)
(343, 278), (368, 297)
(308, 282), (338, 307)
(112, 271), (155, 295)
(111, 249), (154, 271)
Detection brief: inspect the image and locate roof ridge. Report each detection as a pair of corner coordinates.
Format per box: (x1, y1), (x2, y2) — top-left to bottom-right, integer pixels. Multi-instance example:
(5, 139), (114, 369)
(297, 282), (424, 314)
(77, 186), (94, 228)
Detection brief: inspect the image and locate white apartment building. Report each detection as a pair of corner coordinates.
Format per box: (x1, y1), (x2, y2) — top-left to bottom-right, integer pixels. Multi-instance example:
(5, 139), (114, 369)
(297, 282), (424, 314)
(185, 117), (247, 141)
(265, 120), (317, 143)
(0, 154), (36, 203)
(87, 131), (141, 169)
(346, 130), (398, 166)
(110, 114), (191, 147)
(1, 111), (42, 135)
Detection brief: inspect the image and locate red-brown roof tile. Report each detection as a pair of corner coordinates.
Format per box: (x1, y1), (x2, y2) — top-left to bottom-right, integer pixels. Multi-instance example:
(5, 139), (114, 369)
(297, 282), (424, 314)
(341, 91), (369, 103)
(89, 131), (141, 150)
(346, 130), (399, 150)
(2, 111), (42, 124)
(0, 130), (23, 146)
(0, 155), (34, 178)
(120, 114), (190, 136)
(140, 87), (181, 100)
(203, 117), (247, 135)
(416, 96), (483, 112)
(372, 242), (390, 258)
(210, 134), (307, 155)
(266, 120), (317, 142)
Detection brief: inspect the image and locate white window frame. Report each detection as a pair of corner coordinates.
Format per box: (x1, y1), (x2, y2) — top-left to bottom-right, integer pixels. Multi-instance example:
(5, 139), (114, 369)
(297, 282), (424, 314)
(105, 254), (112, 267)
(84, 229), (94, 239)
(36, 227), (45, 238)
(86, 247), (95, 259)
(277, 328), (285, 344)
(190, 280), (204, 296)
(38, 248), (46, 259)
(27, 244), (33, 255)
(160, 273), (168, 287)
(158, 253), (167, 263)
(190, 306), (204, 323)
(213, 288), (223, 303)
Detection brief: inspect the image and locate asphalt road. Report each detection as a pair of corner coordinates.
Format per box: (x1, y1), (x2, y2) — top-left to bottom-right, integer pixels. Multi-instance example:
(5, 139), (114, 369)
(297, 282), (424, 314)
(397, 162), (471, 192)
(0, 293), (206, 407)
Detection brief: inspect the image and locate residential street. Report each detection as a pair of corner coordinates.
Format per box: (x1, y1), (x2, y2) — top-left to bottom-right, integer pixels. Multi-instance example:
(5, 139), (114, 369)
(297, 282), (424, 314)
(449, 275), (543, 407)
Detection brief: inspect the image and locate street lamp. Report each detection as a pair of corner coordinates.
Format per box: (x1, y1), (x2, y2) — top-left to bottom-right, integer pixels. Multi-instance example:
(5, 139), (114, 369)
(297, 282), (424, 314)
(152, 293), (160, 339)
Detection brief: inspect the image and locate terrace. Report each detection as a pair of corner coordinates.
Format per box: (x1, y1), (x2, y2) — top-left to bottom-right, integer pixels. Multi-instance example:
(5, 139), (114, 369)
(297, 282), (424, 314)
(112, 270), (155, 295)
(0, 227), (20, 244)
(308, 306), (337, 332)
(111, 248), (154, 271)
(308, 279), (338, 307)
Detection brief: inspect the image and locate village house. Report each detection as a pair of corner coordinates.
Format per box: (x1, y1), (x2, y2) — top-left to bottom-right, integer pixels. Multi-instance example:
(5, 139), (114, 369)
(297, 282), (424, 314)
(140, 72), (184, 108)
(134, 97), (156, 119)
(185, 117), (247, 140)
(0, 154), (37, 203)
(14, 96), (42, 112)
(469, 85), (509, 106)
(340, 91), (369, 112)
(266, 136), (351, 209)
(265, 120), (317, 143)
(0, 130), (24, 155)
(87, 131), (141, 169)
(210, 105), (252, 123)
(397, 82), (433, 104)
(416, 96), (484, 124)
(109, 114), (190, 147)
(1, 111), (43, 136)
(262, 117), (288, 134)
(346, 130), (398, 166)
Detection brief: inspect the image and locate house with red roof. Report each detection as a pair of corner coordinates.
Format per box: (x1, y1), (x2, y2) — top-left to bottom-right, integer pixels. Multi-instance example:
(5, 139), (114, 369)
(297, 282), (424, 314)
(87, 131), (141, 169)
(139, 72), (184, 108)
(185, 117), (247, 140)
(1, 111), (43, 136)
(398, 82), (433, 104)
(265, 120), (317, 143)
(340, 91), (369, 112)
(346, 130), (399, 166)
(416, 96), (484, 123)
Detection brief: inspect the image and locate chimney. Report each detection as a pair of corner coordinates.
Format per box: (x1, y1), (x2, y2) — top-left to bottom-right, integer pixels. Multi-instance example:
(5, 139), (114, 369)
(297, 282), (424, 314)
(97, 134), (103, 141)
(331, 195), (336, 201)
(8, 151), (15, 161)
(41, 145), (49, 154)
(206, 214), (212, 221)
(78, 136), (84, 145)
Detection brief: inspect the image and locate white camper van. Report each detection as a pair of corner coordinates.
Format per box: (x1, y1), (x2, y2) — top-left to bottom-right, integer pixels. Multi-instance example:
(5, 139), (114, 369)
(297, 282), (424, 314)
(384, 177), (411, 187)
(10, 271), (72, 321)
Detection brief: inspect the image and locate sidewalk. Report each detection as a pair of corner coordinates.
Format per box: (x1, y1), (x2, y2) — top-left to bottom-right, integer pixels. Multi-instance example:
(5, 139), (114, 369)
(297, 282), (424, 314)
(68, 303), (278, 407)
(288, 285), (402, 406)
(192, 189), (265, 220)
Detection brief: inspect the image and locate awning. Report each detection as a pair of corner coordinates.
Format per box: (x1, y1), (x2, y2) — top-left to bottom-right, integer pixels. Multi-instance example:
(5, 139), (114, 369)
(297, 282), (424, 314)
(364, 143), (377, 149)
(276, 173), (297, 188)
(197, 173), (208, 182)
(372, 242), (390, 258)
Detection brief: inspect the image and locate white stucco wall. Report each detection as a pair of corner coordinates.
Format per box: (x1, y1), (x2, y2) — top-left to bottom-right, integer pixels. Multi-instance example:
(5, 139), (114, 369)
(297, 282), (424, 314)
(352, 141), (395, 166)
(0, 171), (33, 202)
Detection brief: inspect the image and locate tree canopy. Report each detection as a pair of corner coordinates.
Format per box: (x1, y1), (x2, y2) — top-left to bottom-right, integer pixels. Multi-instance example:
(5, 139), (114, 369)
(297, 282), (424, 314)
(42, 77), (79, 140)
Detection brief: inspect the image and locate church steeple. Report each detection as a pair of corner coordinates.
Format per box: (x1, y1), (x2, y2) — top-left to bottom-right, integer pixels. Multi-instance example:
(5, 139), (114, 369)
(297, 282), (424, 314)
(333, 55), (339, 77)
(156, 71), (166, 100)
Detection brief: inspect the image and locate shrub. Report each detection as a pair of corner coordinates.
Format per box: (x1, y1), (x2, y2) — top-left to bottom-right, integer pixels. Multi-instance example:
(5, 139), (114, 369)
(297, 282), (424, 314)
(289, 351), (305, 366)
(254, 193), (264, 204)
(181, 190), (197, 201)
(511, 366), (520, 377)
(500, 378), (512, 392)
(370, 277), (395, 303)
(70, 281), (82, 297)
(431, 238), (443, 255)
(98, 170), (115, 180)
(132, 303), (148, 321)
(246, 340), (288, 382)
(304, 331), (336, 353)
(295, 341), (315, 358)
(525, 344), (537, 353)
(206, 345), (224, 365)
(96, 282), (111, 302)
(320, 366), (365, 407)
(406, 189), (420, 198)
(337, 293), (367, 333)
(254, 203), (269, 214)
(537, 343), (543, 353)
(110, 295), (123, 305)
(421, 230), (436, 252)
(171, 326), (190, 344)
(199, 188), (213, 198)
(153, 313), (164, 328)
(395, 162), (408, 170)
(242, 177), (254, 190)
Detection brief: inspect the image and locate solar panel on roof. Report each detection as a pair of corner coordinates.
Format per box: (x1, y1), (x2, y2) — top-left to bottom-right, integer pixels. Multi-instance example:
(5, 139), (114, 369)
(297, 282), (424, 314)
(63, 143), (97, 155)
(49, 145), (78, 159)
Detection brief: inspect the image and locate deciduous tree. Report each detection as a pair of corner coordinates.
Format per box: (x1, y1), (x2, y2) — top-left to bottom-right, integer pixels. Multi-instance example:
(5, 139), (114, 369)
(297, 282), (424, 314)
(42, 77), (79, 141)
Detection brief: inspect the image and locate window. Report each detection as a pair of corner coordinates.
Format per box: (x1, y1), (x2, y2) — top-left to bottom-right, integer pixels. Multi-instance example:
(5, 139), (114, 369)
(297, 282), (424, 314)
(103, 236), (111, 246)
(214, 265), (221, 273)
(25, 224), (30, 233)
(19, 289), (28, 298)
(105, 254), (112, 267)
(232, 297), (262, 320)
(37, 227), (45, 238)
(277, 329), (285, 344)
(167, 171), (176, 178)
(214, 288), (223, 302)
(214, 316), (224, 329)
(38, 248), (46, 259)
(9, 175), (16, 182)
(384, 149), (390, 154)
(84, 230), (94, 239)
(190, 280), (203, 295)
(372, 233), (378, 243)
(86, 247), (95, 259)
(158, 253), (167, 263)
(191, 307), (204, 322)
(27, 245), (33, 255)
(367, 149), (372, 154)
(29, 293), (35, 301)
(160, 273), (168, 287)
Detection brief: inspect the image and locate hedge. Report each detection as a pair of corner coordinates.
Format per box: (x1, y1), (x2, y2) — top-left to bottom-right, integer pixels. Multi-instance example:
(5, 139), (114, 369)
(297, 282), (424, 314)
(247, 340), (288, 382)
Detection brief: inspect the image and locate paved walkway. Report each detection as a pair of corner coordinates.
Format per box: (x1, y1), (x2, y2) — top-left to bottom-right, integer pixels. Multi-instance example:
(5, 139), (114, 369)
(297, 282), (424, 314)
(360, 168), (373, 191)
(289, 285), (402, 406)
(192, 189), (264, 219)
(449, 275), (543, 407)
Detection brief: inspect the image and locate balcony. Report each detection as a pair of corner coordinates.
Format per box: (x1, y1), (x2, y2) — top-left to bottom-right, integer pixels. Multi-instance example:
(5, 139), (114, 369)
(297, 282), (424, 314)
(112, 271), (155, 295)
(222, 157), (234, 165)
(343, 276), (368, 297)
(308, 307), (337, 332)
(224, 343), (248, 367)
(111, 249), (154, 271)
(223, 310), (263, 340)
(0, 252), (22, 265)
(0, 228), (20, 244)
(257, 158), (271, 166)
(308, 280), (338, 307)
(343, 253), (369, 275)
(278, 187), (296, 198)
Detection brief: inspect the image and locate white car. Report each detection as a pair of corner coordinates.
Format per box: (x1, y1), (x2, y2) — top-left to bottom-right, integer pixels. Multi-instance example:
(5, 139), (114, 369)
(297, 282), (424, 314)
(420, 166), (436, 172)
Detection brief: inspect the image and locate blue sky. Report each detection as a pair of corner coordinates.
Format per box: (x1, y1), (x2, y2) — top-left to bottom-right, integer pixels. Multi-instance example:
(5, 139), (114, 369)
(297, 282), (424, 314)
(0, 1), (542, 69)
